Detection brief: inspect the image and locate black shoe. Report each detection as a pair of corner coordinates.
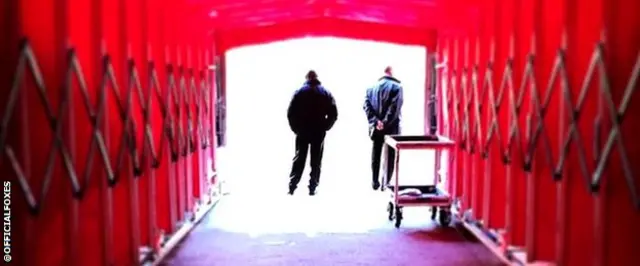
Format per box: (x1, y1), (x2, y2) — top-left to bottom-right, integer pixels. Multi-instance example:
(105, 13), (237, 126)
(288, 188), (295, 195)
(372, 182), (381, 191)
(309, 189), (317, 196)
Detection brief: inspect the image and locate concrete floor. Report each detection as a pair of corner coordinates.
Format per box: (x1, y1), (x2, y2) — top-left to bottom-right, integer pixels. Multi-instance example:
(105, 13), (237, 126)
(160, 143), (501, 266)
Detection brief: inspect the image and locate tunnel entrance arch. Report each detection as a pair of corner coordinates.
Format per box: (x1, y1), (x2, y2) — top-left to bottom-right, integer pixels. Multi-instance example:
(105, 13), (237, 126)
(219, 36), (433, 196)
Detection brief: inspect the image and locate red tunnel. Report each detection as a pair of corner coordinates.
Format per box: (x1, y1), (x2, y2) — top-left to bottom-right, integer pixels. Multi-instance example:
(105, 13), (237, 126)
(0, 0), (638, 265)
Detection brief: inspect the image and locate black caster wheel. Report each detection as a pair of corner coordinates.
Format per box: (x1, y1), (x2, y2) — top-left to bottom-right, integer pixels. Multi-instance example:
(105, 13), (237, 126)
(430, 206), (437, 220)
(439, 209), (452, 227)
(387, 202), (395, 221)
(394, 206), (403, 228)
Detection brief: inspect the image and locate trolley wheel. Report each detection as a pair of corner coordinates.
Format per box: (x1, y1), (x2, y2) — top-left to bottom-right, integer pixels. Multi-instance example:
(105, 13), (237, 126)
(439, 208), (452, 227)
(430, 207), (437, 220)
(394, 206), (403, 228)
(387, 202), (395, 221)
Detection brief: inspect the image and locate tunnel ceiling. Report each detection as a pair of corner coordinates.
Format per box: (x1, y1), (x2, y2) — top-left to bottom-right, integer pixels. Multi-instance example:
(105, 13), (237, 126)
(188, 0), (466, 50)
(197, 0), (440, 29)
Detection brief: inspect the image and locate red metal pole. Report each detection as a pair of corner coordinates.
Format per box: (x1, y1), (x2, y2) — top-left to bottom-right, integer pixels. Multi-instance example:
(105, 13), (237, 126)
(559, 0), (603, 263)
(66, 0), (115, 264)
(124, 0), (147, 251)
(191, 7), (209, 211)
(153, 0), (178, 243)
(182, 18), (192, 223)
(205, 27), (214, 197)
(450, 38), (463, 211)
(462, 37), (473, 214)
(190, 7), (208, 214)
(153, 0), (176, 247)
(466, 14), (485, 220)
(105, 0), (141, 263)
(203, 31), (213, 198)
(0, 0), (24, 264)
(480, 0), (494, 227)
(202, 28), (215, 195)
(99, 1), (121, 264)
(525, 0), (565, 260)
(476, 0), (494, 226)
(601, 1), (640, 265)
(174, 3), (186, 225)
(460, 4), (483, 216)
(165, 0), (180, 234)
(144, 0), (159, 252)
(482, 0), (511, 233)
(444, 5), (466, 208)
(1, 1), (47, 266)
(505, 0), (534, 250)
(178, 0), (192, 223)
(139, 0), (154, 249)
(449, 36), (464, 201)
(453, 37), (470, 212)
(196, 35), (205, 202)
(11, 0), (76, 265)
(191, 13), (204, 205)
(183, 4), (194, 221)
(183, 9), (195, 219)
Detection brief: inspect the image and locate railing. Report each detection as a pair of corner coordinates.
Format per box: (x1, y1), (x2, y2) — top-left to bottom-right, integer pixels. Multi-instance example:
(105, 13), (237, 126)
(0, 37), (216, 265)
(439, 33), (639, 264)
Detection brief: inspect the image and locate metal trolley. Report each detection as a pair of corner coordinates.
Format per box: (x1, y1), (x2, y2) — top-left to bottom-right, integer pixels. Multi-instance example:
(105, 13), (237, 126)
(380, 135), (456, 228)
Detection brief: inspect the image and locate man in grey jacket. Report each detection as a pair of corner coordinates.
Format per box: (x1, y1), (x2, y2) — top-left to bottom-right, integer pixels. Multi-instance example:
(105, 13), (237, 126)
(363, 66), (404, 190)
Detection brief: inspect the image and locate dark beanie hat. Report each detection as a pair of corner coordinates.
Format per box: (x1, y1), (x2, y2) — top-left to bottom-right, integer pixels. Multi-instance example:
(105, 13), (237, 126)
(306, 70), (318, 80)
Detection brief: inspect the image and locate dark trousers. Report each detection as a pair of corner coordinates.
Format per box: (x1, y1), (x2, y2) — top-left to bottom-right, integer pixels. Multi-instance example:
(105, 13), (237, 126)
(289, 133), (326, 191)
(371, 136), (396, 187)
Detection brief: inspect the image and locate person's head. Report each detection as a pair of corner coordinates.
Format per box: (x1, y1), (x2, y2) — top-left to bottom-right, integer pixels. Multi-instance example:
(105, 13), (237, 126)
(306, 70), (318, 81)
(384, 66), (393, 77)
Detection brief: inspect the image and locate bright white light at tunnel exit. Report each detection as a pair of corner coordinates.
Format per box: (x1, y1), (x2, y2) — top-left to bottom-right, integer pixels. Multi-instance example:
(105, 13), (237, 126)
(223, 37), (441, 196)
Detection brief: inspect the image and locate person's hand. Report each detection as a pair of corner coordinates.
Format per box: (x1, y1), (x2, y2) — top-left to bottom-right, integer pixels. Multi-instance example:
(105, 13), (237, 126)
(376, 120), (384, 130)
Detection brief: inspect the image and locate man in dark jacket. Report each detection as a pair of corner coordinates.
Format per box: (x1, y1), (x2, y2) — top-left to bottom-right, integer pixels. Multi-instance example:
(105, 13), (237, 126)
(363, 66), (404, 190)
(287, 70), (338, 195)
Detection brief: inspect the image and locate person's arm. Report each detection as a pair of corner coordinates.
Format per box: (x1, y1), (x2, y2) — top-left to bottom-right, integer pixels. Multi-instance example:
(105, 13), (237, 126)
(325, 91), (338, 131)
(287, 90), (300, 133)
(363, 88), (378, 124)
(382, 86), (403, 127)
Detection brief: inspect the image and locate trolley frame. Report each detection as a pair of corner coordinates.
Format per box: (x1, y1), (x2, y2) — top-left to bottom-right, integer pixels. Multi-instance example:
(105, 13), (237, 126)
(380, 135), (456, 228)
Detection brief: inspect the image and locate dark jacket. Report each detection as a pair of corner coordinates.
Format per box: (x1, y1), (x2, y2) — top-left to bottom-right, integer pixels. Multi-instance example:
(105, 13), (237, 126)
(287, 79), (338, 135)
(363, 76), (403, 137)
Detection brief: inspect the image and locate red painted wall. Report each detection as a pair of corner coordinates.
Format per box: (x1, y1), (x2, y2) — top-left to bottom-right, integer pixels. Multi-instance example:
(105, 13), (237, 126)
(438, 0), (640, 265)
(1, 0), (216, 265)
(1, 0), (637, 265)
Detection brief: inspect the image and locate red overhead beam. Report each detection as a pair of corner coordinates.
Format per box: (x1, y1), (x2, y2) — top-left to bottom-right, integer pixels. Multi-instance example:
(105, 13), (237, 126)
(192, 0), (437, 13)
(192, 0), (442, 30)
(180, 0), (449, 51)
(215, 17), (438, 52)
(212, 7), (440, 31)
